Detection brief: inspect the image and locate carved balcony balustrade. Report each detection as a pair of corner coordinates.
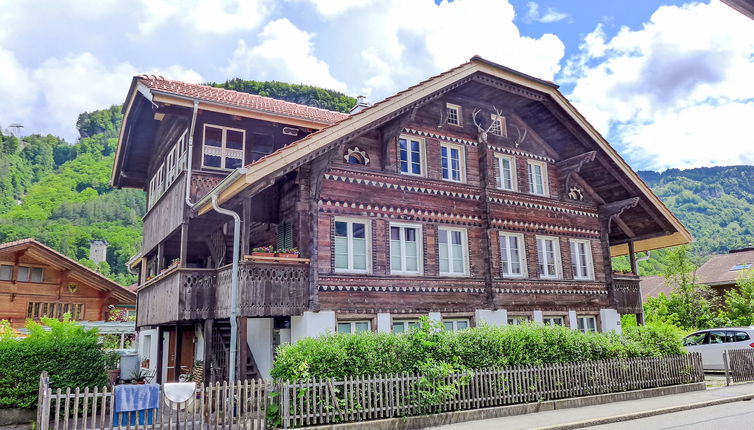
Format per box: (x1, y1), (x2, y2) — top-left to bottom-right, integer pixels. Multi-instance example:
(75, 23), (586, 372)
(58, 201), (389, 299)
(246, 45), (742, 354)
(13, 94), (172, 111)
(612, 274), (643, 314)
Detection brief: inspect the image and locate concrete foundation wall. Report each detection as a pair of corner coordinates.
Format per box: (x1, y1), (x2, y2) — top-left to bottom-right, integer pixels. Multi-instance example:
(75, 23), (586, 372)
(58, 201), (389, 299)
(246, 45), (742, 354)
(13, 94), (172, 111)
(248, 318), (274, 379)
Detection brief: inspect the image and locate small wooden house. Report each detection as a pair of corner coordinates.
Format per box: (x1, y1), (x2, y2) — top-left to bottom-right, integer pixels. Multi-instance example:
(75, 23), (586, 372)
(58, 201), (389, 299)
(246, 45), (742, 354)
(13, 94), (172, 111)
(0, 238), (136, 329)
(113, 57), (691, 382)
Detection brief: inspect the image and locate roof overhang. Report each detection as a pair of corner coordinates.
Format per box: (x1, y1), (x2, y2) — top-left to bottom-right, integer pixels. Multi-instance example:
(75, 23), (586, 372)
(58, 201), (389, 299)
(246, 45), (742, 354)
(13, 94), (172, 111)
(193, 57), (691, 255)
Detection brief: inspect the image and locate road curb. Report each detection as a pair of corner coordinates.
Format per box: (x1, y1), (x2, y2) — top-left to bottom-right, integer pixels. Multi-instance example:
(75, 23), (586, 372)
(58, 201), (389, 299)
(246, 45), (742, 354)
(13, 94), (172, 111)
(532, 391), (754, 430)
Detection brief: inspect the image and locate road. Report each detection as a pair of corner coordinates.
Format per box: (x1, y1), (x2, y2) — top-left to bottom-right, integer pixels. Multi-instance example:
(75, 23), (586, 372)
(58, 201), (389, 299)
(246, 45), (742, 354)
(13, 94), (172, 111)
(583, 399), (754, 430)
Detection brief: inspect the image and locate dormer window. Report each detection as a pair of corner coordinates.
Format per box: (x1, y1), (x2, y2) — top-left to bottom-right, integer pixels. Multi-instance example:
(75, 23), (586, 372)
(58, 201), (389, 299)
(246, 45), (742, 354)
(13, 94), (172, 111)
(202, 124), (245, 170)
(446, 103), (462, 126)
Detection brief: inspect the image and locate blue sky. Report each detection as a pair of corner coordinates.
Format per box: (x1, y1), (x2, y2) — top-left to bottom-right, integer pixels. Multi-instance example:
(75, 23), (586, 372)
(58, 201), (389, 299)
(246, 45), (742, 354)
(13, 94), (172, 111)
(0, 0), (752, 171)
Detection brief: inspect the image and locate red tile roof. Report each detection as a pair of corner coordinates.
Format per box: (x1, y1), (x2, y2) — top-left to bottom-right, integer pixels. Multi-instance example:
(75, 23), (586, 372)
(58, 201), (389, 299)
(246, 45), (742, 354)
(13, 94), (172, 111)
(137, 75), (350, 125)
(640, 275), (671, 302)
(696, 249), (754, 286)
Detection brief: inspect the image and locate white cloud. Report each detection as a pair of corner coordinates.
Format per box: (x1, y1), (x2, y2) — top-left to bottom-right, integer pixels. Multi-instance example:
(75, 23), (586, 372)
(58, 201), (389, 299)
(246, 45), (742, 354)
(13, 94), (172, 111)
(226, 19), (347, 92)
(296, 0), (375, 18)
(525, 2), (569, 24)
(566, 1), (754, 170)
(0, 49), (202, 141)
(137, 0), (273, 35)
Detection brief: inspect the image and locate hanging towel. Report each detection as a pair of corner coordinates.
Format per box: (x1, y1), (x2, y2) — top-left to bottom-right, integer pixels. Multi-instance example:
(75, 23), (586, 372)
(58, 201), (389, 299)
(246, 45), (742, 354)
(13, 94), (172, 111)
(114, 383), (161, 413)
(164, 382), (196, 410)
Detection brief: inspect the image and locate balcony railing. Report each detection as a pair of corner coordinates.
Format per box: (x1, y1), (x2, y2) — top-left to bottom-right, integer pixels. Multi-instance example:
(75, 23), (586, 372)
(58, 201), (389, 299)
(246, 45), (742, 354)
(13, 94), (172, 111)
(613, 275), (642, 314)
(136, 261), (309, 326)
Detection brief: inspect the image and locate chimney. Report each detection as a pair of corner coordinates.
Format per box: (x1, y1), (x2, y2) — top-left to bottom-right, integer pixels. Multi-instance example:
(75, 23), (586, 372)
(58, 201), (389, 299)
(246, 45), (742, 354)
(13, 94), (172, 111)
(90, 240), (108, 264)
(349, 95), (370, 114)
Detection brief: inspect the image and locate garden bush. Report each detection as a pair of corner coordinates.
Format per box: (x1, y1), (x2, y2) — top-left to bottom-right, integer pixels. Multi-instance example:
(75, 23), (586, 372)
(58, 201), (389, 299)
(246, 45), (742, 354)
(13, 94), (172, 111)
(0, 316), (107, 409)
(271, 319), (685, 381)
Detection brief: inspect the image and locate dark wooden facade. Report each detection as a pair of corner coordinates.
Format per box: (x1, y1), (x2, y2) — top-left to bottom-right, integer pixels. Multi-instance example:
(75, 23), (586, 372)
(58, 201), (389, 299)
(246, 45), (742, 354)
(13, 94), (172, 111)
(115, 58), (688, 381)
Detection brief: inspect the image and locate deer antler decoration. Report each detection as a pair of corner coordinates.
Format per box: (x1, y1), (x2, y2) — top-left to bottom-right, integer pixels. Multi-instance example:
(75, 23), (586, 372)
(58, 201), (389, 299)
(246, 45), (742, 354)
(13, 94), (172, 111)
(472, 105), (503, 144)
(511, 124), (527, 148)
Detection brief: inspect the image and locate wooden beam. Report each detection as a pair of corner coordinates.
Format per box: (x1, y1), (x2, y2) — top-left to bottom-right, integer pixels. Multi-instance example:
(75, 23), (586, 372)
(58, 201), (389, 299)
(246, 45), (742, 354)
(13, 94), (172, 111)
(628, 241), (637, 275)
(599, 197), (640, 236)
(179, 223), (189, 268)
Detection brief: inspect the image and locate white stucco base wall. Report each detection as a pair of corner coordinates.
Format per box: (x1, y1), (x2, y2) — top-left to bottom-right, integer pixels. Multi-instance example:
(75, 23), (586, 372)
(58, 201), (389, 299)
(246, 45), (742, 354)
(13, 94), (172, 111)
(568, 310), (578, 330)
(474, 309), (508, 326)
(533, 311), (543, 324)
(137, 328), (159, 377)
(247, 318), (273, 379)
(428, 312), (442, 325)
(600, 308), (622, 333)
(291, 311), (336, 343)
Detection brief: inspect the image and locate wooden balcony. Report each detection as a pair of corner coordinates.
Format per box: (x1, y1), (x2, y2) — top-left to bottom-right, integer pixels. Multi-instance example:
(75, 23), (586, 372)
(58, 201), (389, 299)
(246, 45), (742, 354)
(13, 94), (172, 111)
(136, 261), (309, 326)
(612, 275), (643, 314)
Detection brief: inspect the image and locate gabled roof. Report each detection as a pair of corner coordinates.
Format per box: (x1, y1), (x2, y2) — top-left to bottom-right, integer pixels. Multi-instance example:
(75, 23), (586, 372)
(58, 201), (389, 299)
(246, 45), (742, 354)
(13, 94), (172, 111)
(696, 249), (754, 286)
(0, 239), (136, 303)
(136, 75), (349, 125)
(195, 56), (692, 256)
(640, 275), (671, 302)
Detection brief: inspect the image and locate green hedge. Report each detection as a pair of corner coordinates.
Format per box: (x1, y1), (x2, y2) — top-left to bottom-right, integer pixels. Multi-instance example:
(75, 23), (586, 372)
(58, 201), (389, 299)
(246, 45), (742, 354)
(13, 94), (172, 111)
(271, 319), (685, 381)
(0, 317), (107, 409)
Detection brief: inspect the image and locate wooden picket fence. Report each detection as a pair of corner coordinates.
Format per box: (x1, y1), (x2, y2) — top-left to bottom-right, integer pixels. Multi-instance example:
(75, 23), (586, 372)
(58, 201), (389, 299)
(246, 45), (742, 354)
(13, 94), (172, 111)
(36, 372), (270, 430)
(278, 353), (704, 428)
(724, 348), (754, 384)
(36, 354), (703, 430)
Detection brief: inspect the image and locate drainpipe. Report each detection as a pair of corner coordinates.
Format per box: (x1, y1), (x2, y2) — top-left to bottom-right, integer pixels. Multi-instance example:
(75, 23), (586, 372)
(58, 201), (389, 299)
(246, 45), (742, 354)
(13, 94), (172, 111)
(211, 194), (241, 383)
(635, 251), (651, 276)
(184, 100), (200, 206)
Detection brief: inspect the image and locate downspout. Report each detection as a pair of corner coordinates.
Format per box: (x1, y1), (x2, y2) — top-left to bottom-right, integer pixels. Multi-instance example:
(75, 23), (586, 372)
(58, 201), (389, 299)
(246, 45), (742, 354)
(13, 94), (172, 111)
(211, 194), (241, 383)
(185, 100), (200, 206)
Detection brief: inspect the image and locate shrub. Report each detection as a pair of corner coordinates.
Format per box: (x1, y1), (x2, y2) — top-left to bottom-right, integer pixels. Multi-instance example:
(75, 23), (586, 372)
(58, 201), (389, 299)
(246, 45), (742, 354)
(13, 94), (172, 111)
(0, 316), (107, 409)
(271, 319), (685, 381)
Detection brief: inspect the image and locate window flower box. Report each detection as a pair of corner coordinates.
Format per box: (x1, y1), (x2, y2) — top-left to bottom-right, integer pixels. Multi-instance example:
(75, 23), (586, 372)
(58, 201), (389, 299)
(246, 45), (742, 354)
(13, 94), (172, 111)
(276, 248), (300, 259)
(252, 245), (275, 258)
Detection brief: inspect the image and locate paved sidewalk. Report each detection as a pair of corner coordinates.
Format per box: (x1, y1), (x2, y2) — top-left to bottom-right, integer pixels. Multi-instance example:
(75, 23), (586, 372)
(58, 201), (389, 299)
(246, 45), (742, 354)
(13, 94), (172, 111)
(429, 382), (754, 430)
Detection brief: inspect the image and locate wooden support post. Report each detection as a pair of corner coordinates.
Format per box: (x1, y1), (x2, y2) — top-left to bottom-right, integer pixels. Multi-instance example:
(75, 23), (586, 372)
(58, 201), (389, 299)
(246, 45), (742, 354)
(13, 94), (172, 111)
(203, 319), (214, 385)
(140, 256), (148, 285)
(179, 223), (189, 268)
(476, 138), (496, 308)
(241, 199), (251, 257)
(238, 317), (249, 380)
(628, 241), (637, 275)
(156, 326), (165, 384)
(174, 324), (183, 382)
(157, 242), (165, 272)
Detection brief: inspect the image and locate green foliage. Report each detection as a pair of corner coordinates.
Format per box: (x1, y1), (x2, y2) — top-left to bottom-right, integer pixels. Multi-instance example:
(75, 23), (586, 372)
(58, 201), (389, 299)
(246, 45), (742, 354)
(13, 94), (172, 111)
(0, 316), (107, 408)
(724, 269), (754, 326)
(270, 319), (684, 381)
(208, 79), (356, 113)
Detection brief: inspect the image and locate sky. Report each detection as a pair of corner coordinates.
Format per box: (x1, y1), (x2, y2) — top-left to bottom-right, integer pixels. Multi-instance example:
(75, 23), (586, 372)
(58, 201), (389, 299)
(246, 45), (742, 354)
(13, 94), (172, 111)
(0, 0), (752, 172)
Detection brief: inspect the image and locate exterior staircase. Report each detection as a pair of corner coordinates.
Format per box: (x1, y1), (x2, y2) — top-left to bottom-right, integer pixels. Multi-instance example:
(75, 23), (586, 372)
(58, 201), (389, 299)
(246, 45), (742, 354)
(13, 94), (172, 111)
(210, 319), (260, 383)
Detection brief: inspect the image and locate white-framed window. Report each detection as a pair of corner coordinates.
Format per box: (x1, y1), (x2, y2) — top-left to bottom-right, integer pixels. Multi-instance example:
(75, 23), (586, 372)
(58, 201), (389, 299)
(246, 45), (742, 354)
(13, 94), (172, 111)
(0, 264), (12, 281)
(495, 154), (517, 191)
(543, 316), (566, 326)
(389, 223), (422, 275)
(443, 319), (470, 331)
(508, 316), (529, 325)
(570, 239), (595, 280)
(499, 232), (526, 278)
(438, 227), (468, 276)
(527, 160), (549, 197)
(536, 236), (561, 279)
(334, 218), (370, 273)
(490, 114), (506, 137)
(577, 316), (597, 333)
(392, 320), (420, 333)
(398, 136), (425, 176)
(441, 143), (465, 182)
(17, 266), (43, 283)
(165, 147), (176, 185)
(337, 321), (371, 334)
(446, 103), (462, 126)
(202, 124), (245, 170)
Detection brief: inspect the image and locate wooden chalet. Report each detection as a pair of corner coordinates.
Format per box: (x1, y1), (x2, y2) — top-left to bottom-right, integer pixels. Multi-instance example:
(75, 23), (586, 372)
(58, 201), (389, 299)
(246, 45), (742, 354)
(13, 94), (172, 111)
(0, 239), (136, 329)
(113, 57), (691, 382)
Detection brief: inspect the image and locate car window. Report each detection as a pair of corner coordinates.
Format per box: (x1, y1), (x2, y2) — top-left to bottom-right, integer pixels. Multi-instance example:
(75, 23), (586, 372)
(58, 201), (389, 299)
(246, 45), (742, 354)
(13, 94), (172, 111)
(735, 331), (751, 342)
(684, 332), (707, 346)
(708, 331), (727, 344)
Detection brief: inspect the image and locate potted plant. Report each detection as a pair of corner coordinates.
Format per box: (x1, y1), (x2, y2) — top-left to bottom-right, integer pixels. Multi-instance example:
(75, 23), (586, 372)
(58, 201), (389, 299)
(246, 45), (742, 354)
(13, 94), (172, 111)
(130, 367), (150, 384)
(169, 258), (181, 269)
(105, 351), (121, 385)
(252, 245), (275, 257)
(276, 248), (300, 258)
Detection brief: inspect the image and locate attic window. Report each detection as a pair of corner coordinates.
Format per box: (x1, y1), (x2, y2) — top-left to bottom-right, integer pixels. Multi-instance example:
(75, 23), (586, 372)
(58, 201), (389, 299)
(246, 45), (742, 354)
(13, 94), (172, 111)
(446, 103), (462, 126)
(731, 264), (752, 271)
(202, 124), (245, 170)
(344, 147), (369, 165)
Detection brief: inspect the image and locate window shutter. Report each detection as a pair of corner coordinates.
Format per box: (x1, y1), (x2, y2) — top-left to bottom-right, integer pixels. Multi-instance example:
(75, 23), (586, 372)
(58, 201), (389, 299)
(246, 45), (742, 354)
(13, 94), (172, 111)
(277, 221), (294, 250)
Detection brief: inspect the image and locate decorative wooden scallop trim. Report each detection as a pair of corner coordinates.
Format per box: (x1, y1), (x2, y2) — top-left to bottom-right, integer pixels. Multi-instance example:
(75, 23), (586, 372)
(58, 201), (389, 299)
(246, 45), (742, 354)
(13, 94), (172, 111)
(490, 218), (600, 237)
(489, 145), (555, 163)
(402, 128), (478, 146)
(320, 199), (483, 226)
(319, 284), (487, 293)
(489, 196), (599, 217)
(495, 287), (608, 295)
(324, 173), (481, 200)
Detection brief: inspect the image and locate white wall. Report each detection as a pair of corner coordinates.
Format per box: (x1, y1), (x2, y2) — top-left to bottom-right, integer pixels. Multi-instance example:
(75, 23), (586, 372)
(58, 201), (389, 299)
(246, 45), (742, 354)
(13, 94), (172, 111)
(194, 323), (204, 362)
(428, 312), (442, 325)
(247, 318), (274, 379)
(533, 310), (543, 324)
(600, 308), (622, 333)
(137, 328), (159, 377)
(568, 310), (578, 330)
(376, 313), (391, 333)
(291, 311), (335, 343)
(475, 309), (508, 326)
